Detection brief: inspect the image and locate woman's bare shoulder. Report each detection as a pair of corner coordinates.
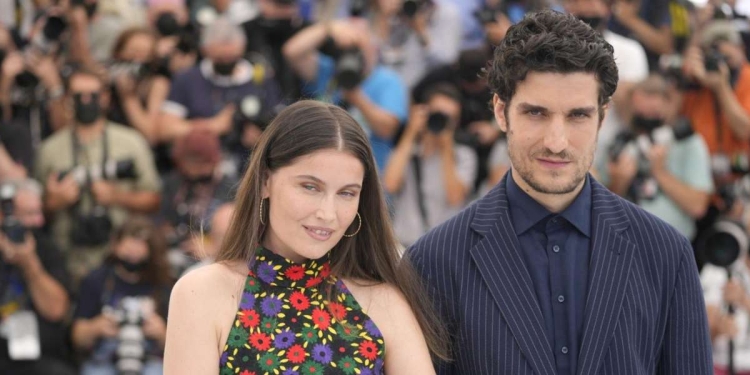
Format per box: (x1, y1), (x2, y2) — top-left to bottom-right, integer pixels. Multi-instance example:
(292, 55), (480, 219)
(172, 261), (248, 310)
(341, 279), (414, 329)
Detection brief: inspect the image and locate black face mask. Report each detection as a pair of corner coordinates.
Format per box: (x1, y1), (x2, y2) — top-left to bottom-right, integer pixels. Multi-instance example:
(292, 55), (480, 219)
(577, 16), (605, 31)
(156, 12), (181, 36)
(213, 60), (237, 76)
(631, 114), (663, 132)
(116, 257), (149, 273)
(186, 173), (214, 184)
(74, 93), (102, 125)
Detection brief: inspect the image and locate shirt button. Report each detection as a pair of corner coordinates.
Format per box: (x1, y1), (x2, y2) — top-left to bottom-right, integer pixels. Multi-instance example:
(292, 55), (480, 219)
(552, 245), (560, 253)
(561, 346), (569, 354)
(551, 218), (558, 224)
(558, 295), (565, 303)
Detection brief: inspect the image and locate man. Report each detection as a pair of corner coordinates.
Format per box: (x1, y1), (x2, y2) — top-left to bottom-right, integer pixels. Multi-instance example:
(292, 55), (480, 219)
(406, 10), (713, 375)
(34, 67), (162, 285)
(682, 20), (750, 227)
(283, 18), (407, 171)
(384, 84), (476, 247)
(0, 179), (74, 375)
(159, 16), (283, 146)
(604, 75), (713, 241)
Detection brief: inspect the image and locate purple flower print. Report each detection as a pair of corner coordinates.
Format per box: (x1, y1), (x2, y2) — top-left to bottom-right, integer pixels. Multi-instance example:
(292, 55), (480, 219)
(311, 343), (333, 363)
(261, 295), (283, 316)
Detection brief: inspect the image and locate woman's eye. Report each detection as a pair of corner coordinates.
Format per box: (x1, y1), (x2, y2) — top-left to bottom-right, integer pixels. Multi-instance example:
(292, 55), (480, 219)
(303, 184), (317, 191)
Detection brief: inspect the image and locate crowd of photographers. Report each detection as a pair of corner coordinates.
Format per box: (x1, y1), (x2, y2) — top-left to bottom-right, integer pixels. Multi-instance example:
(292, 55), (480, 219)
(0, 0), (750, 373)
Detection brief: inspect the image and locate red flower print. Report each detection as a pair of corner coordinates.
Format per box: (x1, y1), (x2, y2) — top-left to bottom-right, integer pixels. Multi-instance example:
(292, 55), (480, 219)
(306, 276), (323, 288)
(285, 265), (306, 281)
(240, 371), (256, 375)
(287, 344), (306, 364)
(320, 263), (331, 278)
(358, 340), (378, 361)
(311, 308), (331, 331)
(240, 309), (260, 328)
(327, 302), (346, 321)
(249, 332), (271, 351)
(290, 290), (310, 311)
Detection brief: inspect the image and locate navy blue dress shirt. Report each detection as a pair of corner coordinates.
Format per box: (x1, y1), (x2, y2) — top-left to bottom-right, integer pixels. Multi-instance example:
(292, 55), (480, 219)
(506, 172), (592, 375)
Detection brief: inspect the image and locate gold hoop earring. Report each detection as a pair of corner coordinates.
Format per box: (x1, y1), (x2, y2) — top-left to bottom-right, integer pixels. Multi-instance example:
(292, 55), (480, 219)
(343, 212), (362, 238)
(259, 198), (267, 226)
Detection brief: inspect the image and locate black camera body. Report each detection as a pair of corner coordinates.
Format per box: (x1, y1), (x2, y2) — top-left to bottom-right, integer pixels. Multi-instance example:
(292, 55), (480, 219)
(59, 159), (138, 185)
(402, 0), (430, 18)
(0, 183), (25, 244)
(335, 48), (366, 91)
(427, 111), (449, 133)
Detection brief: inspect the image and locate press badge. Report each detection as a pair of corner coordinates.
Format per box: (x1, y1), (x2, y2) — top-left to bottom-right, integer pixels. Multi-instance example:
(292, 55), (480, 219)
(4, 310), (41, 360)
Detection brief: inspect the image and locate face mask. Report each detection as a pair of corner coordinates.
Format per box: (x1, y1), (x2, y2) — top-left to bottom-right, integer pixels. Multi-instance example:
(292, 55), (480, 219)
(631, 114), (663, 132)
(116, 257), (149, 273)
(577, 16), (605, 31)
(156, 12), (181, 36)
(186, 173), (214, 184)
(84, 2), (98, 18)
(213, 60), (237, 76)
(74, 93), (102, 125)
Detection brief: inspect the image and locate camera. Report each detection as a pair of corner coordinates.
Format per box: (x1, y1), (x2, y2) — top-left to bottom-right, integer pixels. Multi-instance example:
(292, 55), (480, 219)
(402, 0), (430, 18)
(350, 0), (368, 17)
(474, 6), (500, 25)
(0, 183), (25, 244)
(335, 48), (366, 90)
(70, 205), (113, 247)
(609, 119), (694, 201)
(106, 297), (148, 375)
(427, 111), (449, 133)
(108, 61), (151, 83)
(59, 159), (138, 185)
(697, 219), (747, 269)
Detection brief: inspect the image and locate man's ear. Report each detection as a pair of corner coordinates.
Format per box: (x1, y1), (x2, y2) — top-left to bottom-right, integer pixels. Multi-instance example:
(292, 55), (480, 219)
(493, 94), (508, 133)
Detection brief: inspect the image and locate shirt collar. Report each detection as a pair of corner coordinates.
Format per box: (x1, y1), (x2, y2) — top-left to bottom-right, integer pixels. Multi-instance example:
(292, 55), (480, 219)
(199, 58), (254, 87)
(506, 171), (592, 237)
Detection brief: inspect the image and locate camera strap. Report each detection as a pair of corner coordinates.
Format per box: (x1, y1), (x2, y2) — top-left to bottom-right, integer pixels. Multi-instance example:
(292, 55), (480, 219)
(70, 125), (110, 215)
(411, 154), (430, 233)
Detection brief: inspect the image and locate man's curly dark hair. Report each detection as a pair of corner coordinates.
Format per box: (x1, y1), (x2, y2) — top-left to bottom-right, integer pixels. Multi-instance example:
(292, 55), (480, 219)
(488, 10), (618, 117)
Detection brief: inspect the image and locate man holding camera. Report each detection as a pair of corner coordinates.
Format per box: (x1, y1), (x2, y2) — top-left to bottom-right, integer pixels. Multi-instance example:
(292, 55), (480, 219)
(34, 67), (162, 286)
(159, 16), (283, 147)
(604, 75), (713, 241)
(682, 21), (750, 234)
(283, 18), (408, 171)
(384, 84), (476, 247)
(0, 179), (74, 375)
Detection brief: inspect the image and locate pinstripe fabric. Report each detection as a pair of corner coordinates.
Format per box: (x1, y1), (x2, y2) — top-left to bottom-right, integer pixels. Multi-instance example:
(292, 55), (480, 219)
(407, 174), (713, 375)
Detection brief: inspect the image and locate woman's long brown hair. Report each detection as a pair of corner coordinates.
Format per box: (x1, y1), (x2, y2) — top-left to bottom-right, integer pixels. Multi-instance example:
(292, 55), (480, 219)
(216, 100), (451, 361)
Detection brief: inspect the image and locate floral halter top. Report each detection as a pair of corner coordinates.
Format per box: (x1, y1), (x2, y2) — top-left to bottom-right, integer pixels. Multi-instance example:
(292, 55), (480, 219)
(219, 247), (386, 375)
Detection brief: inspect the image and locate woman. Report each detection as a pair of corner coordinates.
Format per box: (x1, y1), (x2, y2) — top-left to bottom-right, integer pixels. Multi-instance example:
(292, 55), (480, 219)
(72, 216), (174, 375)
(107, 27), (171, 145)
(164, 100), (449, 374)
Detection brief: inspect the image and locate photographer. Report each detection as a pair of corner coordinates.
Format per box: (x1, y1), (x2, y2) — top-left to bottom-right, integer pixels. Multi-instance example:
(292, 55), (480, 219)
(682, 21), (750, 224)
(158, 16), (283, 145)
(241, 0), (311, 100)
(412, 48), (496, 191)
(369, 0), (462, 88)
(701, 249), (750, 374)
(157, 129), (236, 276)
(605, 74), (713, 240)
(72, 216), (173, 375)
(0, 179), (74, 375)
(107, 28), (172, 145)
(34, 67), (162, 285)
(384, 84), (477, 247)
(0, 23), (69, 173)
(283, 18), (408, 171)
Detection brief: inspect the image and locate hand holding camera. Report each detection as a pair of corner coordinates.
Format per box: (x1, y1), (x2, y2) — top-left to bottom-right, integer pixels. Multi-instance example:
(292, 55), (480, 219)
(93, 313), (120, 339)
(406, 105), (429, 137)
(608, 149), (638, 194)
(684, 46), (730, 92)
(46, 172), (81, 208)
(1, 52), (25, 81)
(25, 52), (63, 91)
(645, 143), (669, 175)
(141, 312), (167, 342)
(0, 231), (38, 271)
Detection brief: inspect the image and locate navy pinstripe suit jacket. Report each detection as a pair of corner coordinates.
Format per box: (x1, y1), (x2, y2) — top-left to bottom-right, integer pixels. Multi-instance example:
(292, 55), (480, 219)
(407, 174), (713, 375)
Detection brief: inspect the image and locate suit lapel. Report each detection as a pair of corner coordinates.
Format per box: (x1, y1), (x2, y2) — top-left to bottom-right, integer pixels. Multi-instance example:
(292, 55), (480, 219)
(469, 178), (557, 375)
(577, 180), (636, 375)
